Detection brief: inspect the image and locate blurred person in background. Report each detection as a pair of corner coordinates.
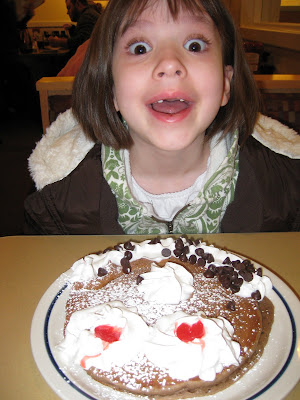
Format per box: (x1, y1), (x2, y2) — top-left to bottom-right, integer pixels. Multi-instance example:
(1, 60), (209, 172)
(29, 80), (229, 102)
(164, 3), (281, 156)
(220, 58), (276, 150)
(15, 0), (45, 28)
(49, 38), (91, 115)
(49, 0), (102, 55)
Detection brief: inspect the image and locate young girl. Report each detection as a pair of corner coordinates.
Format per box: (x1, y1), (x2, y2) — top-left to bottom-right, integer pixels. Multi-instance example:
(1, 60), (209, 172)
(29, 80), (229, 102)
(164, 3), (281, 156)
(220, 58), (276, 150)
(24, 0), (299, 234)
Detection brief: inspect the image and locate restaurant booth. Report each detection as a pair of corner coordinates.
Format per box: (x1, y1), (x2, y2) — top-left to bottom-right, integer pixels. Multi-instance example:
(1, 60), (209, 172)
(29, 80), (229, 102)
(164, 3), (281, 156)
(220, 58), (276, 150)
(1, 2), (299, 400)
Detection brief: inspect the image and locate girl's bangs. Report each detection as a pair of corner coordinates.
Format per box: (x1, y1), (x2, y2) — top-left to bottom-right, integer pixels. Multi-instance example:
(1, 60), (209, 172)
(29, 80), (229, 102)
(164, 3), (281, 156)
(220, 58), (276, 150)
(119, 0), (206, 35)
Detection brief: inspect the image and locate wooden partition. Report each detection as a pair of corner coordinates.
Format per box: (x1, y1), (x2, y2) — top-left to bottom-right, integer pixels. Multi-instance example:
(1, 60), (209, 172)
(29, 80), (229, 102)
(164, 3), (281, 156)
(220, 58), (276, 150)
(36, 77), (74, 133)
(36, 75), (300, 134)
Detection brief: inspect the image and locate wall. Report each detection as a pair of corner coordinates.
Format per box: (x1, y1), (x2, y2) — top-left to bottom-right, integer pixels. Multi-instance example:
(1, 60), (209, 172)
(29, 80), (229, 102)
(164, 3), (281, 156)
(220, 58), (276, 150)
(28, 1), (109, 27)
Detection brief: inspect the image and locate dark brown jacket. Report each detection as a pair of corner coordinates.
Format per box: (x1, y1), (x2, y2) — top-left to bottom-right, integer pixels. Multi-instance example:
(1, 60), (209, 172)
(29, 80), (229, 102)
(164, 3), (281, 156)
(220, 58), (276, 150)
(24, 136), (300, 234)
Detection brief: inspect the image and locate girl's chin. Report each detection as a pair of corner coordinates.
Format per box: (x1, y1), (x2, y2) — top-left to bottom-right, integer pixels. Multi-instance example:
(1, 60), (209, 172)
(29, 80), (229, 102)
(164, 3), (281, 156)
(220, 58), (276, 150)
(144, 136), (202, 153)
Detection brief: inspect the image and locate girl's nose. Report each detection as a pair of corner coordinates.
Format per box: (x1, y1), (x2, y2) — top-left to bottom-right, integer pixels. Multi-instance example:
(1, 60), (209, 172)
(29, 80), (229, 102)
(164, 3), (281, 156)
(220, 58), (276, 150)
(152, 50), (187, 80)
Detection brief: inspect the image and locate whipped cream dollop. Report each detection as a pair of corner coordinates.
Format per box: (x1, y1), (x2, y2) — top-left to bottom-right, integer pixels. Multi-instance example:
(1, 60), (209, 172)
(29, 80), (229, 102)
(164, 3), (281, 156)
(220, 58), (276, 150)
(57, 302), (240, 382)
(56, 301), (149, 371)
(68, 237), (178, 283)
(68, 237), (272, 300)
(144, 311), (240, 381)
(238, 274), (272, 298)
(137, 262), (194, 304)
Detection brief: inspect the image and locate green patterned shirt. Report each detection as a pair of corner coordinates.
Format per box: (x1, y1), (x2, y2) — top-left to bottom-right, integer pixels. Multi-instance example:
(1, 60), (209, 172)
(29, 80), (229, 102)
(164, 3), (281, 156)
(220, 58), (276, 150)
(102, 131), (239, 234)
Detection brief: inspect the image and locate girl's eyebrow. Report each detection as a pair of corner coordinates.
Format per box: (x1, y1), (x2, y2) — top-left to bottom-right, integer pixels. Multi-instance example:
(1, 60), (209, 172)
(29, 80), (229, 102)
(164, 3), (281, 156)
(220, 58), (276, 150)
(122, 13), (211, 36)
(121, 19), (154, 36)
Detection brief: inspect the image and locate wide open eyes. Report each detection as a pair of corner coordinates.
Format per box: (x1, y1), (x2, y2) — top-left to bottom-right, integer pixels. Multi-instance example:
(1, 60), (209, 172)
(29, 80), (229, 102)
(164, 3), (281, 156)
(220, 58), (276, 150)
(184, 38), (207, 53)
(129, 41), (152, 55)
(127, 37), (208, 55)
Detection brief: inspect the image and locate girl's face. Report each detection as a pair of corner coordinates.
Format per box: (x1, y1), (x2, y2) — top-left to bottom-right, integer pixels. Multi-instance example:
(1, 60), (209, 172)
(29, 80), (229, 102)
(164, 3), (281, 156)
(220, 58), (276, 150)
(112, 1), (233, 153)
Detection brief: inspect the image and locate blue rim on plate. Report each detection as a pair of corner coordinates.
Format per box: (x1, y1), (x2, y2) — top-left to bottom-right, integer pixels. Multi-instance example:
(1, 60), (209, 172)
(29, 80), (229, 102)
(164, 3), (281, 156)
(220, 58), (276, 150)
(43, 284), (297, 400)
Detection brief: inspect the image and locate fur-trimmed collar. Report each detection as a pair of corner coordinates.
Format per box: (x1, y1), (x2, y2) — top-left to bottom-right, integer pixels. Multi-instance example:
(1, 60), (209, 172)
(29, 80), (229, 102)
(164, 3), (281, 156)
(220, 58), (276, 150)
(29, 109), (299, 190)
(253, 114), (300, 159)
(29, 109), (94, 190)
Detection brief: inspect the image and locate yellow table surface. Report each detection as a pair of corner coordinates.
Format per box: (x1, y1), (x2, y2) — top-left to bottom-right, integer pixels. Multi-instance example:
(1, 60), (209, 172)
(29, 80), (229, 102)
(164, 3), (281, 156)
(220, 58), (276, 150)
(0, 233), (299, 400)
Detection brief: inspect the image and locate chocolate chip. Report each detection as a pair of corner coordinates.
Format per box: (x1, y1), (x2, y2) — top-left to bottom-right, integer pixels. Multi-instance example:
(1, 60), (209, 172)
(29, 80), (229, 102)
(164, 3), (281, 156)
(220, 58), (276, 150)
(195, 248), (204, 256)
(238, 263), (246, 272)
(204, 269), (215, 278)
(230, 284), (240, 293)
(226, 300), (236, 311)
(239, 270), (253, 282)
(203, 253), (214, 262)
(189, 254), (197, 264)
(207, 254), (214, 262)
(149, 238), (161, 244)
(256, 267), (262, 277)
(204, 264), (217, 278)
(124, 250), (133, 260)
(114, 245), (122, 251)
(247, 265), (255, 273)
(173, 248), (182, 257)
(232, 260), (242, 269)
(175, 238), (184, 250)
(136, 275), (144, 285)
(244, 260), (255, 273)
(223, 257), (232, 265)
(179, 254), (188, 262)
(97, 267), (108, 277)
(162, 248), (171, 257)
(242, 259), (251, 267)
(120, 257), (131, 274)
(182, 245), (190, 255)
(224, 266), (234, 275)
(231, 271), (238, 281)
(251, 290), (261, 300)
(124, 241), (135, 251)
(232, 277), (243, 287)
(219, 275), (231, 289)
(197, 257), (206, 267)
(208, 264), (217, 274)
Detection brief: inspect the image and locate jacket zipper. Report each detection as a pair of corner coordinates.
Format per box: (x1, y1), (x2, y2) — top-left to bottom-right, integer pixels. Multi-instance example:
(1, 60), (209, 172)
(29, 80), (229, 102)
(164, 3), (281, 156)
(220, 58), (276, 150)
(151, 204), (190, 234)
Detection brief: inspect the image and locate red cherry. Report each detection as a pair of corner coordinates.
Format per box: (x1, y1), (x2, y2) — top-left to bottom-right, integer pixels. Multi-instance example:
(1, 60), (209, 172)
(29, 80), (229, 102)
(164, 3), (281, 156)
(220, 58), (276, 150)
(94, 325), (122, 343)
(191, 319), (205, 338)
(176, 320), (205, 342)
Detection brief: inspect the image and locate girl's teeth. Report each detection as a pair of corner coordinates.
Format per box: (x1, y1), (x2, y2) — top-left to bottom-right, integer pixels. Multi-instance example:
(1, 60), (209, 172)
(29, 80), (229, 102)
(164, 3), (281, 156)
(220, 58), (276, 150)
(156, 99), (185, 103)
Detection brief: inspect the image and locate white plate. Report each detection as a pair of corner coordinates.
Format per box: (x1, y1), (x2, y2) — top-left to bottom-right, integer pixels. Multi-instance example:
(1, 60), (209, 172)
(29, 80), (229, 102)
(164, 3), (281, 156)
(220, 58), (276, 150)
(31, 261), (300, 400)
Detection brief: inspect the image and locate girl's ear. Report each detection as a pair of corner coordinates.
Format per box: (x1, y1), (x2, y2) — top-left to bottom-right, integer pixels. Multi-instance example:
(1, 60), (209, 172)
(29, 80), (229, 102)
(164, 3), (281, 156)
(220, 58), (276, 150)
(113, 87), (120, 111)
(221, 65), (233, 107)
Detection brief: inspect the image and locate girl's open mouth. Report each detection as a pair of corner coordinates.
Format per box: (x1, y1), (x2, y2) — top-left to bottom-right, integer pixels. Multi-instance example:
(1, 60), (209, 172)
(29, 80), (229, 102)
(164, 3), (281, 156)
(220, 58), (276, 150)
(150, 98), (190, 115)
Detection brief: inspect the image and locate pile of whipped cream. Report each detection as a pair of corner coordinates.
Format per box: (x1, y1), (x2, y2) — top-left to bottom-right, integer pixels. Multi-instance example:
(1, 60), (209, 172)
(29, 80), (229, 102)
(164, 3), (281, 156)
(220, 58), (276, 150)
(56, 237), (272, 382)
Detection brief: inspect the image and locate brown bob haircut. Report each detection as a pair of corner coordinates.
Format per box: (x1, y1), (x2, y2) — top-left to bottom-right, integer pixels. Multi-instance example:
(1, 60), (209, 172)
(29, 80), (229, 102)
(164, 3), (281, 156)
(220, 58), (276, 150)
(72, 0), (260, 149)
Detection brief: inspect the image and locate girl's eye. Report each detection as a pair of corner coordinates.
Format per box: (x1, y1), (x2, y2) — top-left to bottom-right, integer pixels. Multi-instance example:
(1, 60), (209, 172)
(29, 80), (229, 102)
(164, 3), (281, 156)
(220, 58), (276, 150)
(184, 39), (207, 52)
(129, 42), (152, 55)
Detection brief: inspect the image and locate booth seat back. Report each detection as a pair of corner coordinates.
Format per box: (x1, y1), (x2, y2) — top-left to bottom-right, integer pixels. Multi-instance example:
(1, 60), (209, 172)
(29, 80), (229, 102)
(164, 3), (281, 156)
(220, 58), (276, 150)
(36, 74), (300, 134)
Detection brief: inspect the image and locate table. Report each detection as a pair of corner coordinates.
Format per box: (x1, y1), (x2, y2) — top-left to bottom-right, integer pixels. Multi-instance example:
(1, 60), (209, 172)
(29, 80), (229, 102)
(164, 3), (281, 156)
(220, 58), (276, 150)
(0, 233), (299, 400)
(18, 48), (71, 81)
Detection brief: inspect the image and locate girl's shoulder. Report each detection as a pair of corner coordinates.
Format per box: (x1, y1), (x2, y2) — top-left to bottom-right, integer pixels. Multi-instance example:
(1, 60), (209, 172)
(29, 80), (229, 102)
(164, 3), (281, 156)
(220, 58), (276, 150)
(241, 114), (300, 181)
(241, 115), (300, 184)
(223, 116), (299, 232)
(28, 109), (95, 190)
